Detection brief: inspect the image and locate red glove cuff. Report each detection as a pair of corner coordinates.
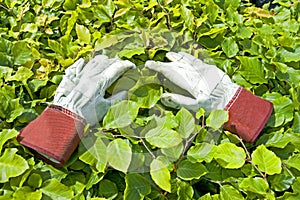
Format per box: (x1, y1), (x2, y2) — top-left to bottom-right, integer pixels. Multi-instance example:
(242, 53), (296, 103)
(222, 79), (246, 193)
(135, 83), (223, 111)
(224, 87), (273, 142)
(17, 105), (86, 167)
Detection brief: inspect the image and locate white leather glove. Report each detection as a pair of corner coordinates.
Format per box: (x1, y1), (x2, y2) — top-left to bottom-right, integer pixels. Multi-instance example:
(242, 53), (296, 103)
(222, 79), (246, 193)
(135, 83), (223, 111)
(145, 52), (239, 113)
(54, 55), (136, 126)
(145, 52), (273, 143)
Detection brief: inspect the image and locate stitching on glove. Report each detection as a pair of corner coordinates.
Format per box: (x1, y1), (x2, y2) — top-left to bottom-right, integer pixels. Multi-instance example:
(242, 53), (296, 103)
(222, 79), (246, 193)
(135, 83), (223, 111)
(49, 105), (86, 125)
(224, 87), (243, 111)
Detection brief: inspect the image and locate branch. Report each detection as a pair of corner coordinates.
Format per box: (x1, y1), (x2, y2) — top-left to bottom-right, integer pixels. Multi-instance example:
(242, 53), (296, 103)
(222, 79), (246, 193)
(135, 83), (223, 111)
(141, 138), (156, 159)
(237, 136), (267, 181)
(0, 3), (10, 12)
(157, 0), (172, 31)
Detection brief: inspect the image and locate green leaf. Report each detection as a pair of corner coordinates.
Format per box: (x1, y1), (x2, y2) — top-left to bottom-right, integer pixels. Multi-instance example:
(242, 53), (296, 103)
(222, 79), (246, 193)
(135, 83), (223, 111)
(220, 185), (244, 200)
(177, 180), (194, 200)
(11, 42), (34, 65)
(8, 67), (33, 82)
(161, 143), (184, 162)
(75, 23), (91, 44)
(177, 160), (208, 181)
(130, 84), (162, 108)
(292, 112), (300, 133)
(79, 137), (107, 173)
(28, 79), (48, 92)
(206, 110), (229, 130)
(0, 129), (18, 153)
(103, 100), (140, 129)
(0, 148), (29, 183)
(221, 37), (239, 58)
(175, 107), (196, 139)
(187, 142), (216, 163)
(145, 126), (182, 148)
(124, 173), (151, 200)
(265, 129), (292, 148)
(214, 142), (246, 169)
(98, 179), (118, 199)
(237, 56), (267, 84)
(118, 47), (145, 59)
(13, 186), (42, 200)
(278, 47), (300, 62)
(28, 173), (43, 188)
(268, 172), (295, 192)
(252, 145), (282, 175)
(63, 0), (77, 10)
(21, 23), (38, 33)
(40, 178), (74, 200)
(285, 154), (300, 171)
(107, 139), (132, 173)
(239, 177), (269, 195)
(150, 158), (171, 192)
(95, 35), (119, 51)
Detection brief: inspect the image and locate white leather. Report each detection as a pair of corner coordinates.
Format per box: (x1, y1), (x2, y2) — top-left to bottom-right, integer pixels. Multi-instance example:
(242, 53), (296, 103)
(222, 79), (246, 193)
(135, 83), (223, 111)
(54, 55), (136, 126)
(145, 52), (239, 113)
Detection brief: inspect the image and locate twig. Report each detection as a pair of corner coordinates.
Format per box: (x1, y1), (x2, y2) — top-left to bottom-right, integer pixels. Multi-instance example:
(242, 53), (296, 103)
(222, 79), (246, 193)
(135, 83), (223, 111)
(0, 3), (10, 12)
(237, 136), (267, 181)
(157, 0), (172, 31)
(141, 138), (156, 159)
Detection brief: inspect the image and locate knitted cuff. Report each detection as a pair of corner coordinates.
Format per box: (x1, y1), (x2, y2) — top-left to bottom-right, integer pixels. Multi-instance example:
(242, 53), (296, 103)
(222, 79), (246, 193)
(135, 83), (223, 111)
(223, 88), (273, 142)
(17, 105), (86, 167)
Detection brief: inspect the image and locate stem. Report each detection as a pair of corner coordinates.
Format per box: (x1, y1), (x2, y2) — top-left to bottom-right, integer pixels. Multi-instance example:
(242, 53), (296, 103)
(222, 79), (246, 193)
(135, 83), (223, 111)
(17, 3), (30, 40)
(23, 82), (34, 100)
(282, 163), (295, 178)
(0, 3), (10, 12)
(237, 136), (267, 180)
(141, 138), (156, 159)
(157, 0), (172, 31)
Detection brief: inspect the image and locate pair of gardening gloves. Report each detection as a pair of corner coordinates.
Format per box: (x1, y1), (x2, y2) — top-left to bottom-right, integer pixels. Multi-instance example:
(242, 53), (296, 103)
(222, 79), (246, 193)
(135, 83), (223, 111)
(17, 52), (273, 167)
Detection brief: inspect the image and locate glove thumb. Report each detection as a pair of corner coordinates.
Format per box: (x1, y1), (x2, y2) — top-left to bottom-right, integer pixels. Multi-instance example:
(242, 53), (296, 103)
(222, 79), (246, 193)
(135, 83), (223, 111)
(161, 93), (199, 112)
(108, 90), (128, 103)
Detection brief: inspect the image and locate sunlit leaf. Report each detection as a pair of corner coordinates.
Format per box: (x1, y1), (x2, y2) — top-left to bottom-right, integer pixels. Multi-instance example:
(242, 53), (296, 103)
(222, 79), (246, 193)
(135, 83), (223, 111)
(237, 56), (267, 84)
(175, 107), (196, 139)
(221, 37), (239, 58)
(107, 139), (132, 173)
(214, 142), (246, 169)
(79, 137), (107, 173)
(103, 100), (140, 129)
(0, 129), (18, 153)
(76, 23), (91, 44)
(145, 126), (182, 148)
(239, 177), (269, 195)
(150, 158), (171, 192)
(187, 142), (216, 163)
(220, 185), (244, 200)
(206, 110), (229, 130)
(0, 148), (29, 183)
(124, 173), (151, 200)
(40, 178), (74, 199)
(177, 160), (208, 181)
(252, 145), (282, 175)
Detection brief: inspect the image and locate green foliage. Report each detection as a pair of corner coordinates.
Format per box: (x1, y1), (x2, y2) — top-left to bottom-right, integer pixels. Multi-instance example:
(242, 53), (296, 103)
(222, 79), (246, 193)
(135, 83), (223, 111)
(0, 0), (299, 199)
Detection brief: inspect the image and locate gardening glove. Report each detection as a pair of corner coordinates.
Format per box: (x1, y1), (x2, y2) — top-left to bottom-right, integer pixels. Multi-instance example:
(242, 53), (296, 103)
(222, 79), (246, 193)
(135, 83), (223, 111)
(17, 55), (135, 166)
(145, 52), (273, 142)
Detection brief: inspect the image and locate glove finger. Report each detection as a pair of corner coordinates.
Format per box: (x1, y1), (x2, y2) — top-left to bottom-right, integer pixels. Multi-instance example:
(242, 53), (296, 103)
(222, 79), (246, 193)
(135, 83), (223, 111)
(53, 77), (77, 103)
(107, 90), (128, 102)
(145, 60), (183, 82)
(81, 55), (111, 75)
(145, 60), (197, 94)
(65, 58), (85, 78)
(161, 93), (199, 112)
(99, 60), (136, 91)
(169, 51), (207, 70)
